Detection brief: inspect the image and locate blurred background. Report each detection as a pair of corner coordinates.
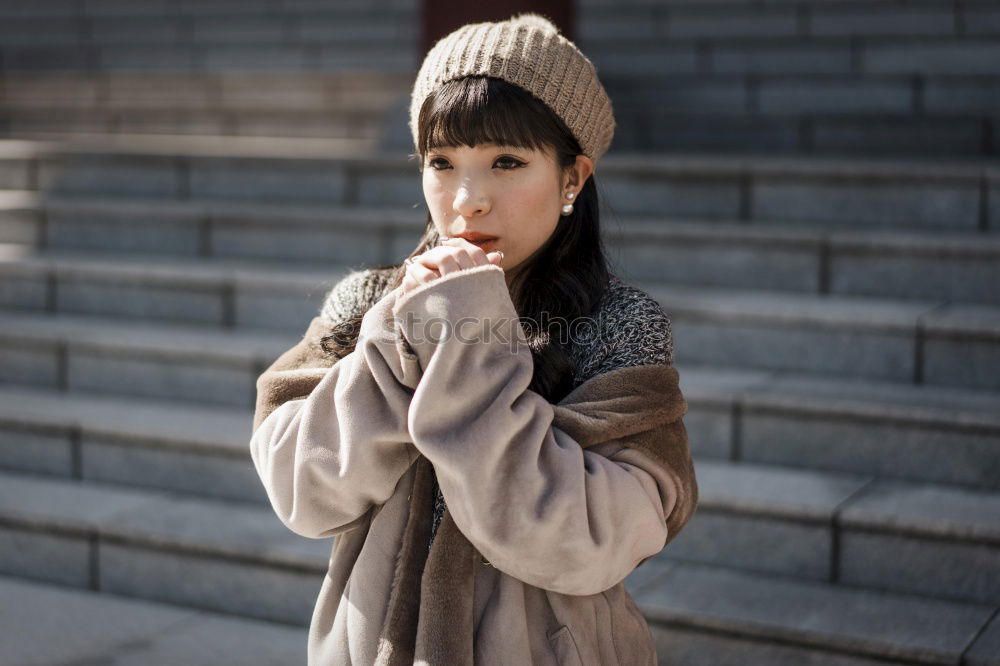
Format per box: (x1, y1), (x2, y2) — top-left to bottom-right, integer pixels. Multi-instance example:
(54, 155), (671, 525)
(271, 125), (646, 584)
(0, 0), (998, 664)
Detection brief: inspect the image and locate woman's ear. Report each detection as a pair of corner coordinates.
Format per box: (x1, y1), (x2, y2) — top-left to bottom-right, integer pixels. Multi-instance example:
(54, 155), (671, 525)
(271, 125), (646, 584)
(564, 154), (594, 192)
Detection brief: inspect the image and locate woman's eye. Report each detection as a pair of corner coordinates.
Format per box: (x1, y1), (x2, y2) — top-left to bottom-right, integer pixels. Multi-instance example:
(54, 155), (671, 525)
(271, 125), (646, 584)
(427, 157), (524, 171)
(495, 156), (524, 170)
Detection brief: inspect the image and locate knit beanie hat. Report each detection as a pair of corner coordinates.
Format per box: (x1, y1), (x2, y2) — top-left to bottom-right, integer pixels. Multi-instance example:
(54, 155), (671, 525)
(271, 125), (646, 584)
(408, 12), (616, 163)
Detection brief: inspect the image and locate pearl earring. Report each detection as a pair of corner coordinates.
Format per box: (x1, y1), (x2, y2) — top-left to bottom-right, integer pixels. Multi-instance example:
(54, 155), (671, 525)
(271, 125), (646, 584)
(561, 191), (575, 216)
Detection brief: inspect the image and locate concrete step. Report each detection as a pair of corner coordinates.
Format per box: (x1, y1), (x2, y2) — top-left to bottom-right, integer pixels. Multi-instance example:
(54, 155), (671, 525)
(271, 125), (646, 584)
(1, 107), (393, 141)
(2, 196), (999, 303)
(0, 44), (418, 73)
(680, 366), (1000, 490)
(666, 459), (1000, 605)
(626, 561), (999, 666)
(0, 32), (413, 52)
(0, 12), (418, 47)
(3, 373), (996, 607)
(584, 33), (1000, 78)
(1, 264), (998, 385)
(608, 106), (998, 159)
(0, 469), (331, 625)
(0, 192), (422, 262)
(0, 246), (356, 331)
(574, 2), (1000, 158)
(0, 68), (412, 143)
(1, 138), (996, 231)
(0, 383), (260, 505)
(614, 220), (1000, 306)
(0, 574), (307, 666)
(1, 308), (998, 489)
(0, 309), (291, 409)
(0, 465), (997, 664)
(0, 0), (414, 20)
(577, 2), (966, 42)
(5, 77), (998, 156)
(601, 73), (1000, 123)
(0, 71), (412, 112)
(1, 255), (998, 388)
(642, 282), (1000, 392)
(0, 5), (986, 54)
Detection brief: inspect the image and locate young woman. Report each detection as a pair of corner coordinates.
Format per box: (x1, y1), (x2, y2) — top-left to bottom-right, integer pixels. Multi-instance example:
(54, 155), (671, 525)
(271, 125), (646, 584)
(250, 13), (698, 665)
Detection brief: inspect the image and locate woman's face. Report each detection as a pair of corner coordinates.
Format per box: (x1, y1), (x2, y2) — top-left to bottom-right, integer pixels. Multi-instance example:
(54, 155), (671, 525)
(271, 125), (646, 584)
(422, 142), (582, 280)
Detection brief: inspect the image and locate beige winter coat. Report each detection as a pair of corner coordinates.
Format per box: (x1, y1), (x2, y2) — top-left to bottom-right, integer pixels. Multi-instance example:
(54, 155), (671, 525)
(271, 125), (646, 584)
(250, 263), (699, 665)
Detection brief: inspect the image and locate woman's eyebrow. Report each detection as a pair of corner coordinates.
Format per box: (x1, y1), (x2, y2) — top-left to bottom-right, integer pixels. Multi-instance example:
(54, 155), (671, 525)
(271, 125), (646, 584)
(427, 145), (528, 155)
(430, 144), (522, 150)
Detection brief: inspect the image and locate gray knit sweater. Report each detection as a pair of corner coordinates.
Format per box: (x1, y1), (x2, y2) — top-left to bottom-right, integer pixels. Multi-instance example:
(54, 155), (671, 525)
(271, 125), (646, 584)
(317, 267), (675, 550)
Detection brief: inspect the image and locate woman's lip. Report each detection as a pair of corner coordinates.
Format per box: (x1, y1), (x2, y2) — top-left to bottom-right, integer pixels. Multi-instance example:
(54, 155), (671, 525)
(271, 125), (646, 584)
(470, 238), (499, 251)
(443, 236), (500, 251)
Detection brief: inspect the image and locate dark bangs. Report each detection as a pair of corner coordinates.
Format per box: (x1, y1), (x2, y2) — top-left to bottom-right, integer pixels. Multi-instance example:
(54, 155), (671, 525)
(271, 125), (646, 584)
(414, 75), (579, 165)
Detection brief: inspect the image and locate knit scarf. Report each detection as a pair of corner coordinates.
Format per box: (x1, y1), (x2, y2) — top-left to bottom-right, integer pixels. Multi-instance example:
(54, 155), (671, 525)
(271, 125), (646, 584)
(253, 316), (696, 666)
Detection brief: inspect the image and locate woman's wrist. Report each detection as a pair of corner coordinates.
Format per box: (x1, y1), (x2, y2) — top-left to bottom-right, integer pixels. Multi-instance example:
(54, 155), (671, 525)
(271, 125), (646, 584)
(391, 264), (526, 368)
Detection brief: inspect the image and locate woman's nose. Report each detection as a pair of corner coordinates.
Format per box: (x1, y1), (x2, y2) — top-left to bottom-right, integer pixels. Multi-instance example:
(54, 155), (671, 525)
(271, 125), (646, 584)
(454, 187), (490, 216)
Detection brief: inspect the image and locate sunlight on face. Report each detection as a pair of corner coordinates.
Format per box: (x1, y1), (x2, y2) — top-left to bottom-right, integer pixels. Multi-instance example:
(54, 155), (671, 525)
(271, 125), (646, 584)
(421, 142), (564, 278)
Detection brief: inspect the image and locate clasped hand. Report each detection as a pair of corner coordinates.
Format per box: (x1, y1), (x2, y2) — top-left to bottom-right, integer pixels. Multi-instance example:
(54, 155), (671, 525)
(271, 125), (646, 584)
(399, 237), (504, 296)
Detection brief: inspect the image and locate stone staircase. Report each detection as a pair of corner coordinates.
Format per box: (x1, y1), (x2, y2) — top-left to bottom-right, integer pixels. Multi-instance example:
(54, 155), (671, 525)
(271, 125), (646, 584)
(0, 71), (415, 147)
(0, 574), (308, 665)
(578, 0), (1000, 157)
(2, 140), (999, 665)
(0, 0), (418, 73)
(0, 0), (418, 148)
(1, 1), (1000, 665)
(5, 0), (999, 158)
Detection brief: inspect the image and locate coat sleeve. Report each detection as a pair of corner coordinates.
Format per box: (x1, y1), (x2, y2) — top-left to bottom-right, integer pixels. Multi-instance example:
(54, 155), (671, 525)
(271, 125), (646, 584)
(249, 285), (422, 539)
(390, 264), (697, 595)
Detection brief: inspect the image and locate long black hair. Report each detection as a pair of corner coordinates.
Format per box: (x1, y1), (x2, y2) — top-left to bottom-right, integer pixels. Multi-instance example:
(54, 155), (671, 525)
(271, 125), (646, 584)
(320, 74), (612, 403)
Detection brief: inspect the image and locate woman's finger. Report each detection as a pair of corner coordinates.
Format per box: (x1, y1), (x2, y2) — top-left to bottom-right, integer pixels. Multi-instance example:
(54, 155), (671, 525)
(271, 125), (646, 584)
(417, 247), (469, 274)
(399, 258), (440, 295)
(400, 273), (418, 294)
(434, 253), (466, 275)
(399, 242), (503, 295)
(404, 257), (440, 284)
(417, 245), (477, 272)
(437, 241), (505, 269)
(439, 238), (491, 266)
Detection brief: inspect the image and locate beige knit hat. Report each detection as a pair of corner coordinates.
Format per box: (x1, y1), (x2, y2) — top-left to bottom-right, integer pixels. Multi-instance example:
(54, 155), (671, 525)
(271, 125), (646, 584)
(408, 12), (616, 163)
